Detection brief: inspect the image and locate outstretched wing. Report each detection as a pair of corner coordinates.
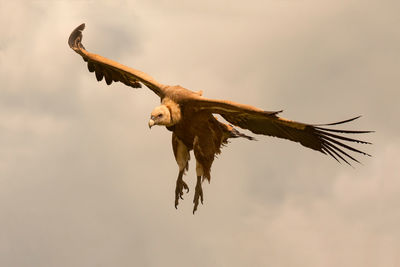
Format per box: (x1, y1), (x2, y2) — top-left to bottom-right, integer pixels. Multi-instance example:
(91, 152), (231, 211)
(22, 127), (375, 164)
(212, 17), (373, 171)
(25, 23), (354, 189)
(68, 23), (166, 98)
(189, 97), (372, 165)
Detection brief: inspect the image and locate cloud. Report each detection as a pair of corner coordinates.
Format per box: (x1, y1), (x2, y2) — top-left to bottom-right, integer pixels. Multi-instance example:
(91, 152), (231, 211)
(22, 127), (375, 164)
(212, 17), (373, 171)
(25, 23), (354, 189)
(0, 0), (399, 266)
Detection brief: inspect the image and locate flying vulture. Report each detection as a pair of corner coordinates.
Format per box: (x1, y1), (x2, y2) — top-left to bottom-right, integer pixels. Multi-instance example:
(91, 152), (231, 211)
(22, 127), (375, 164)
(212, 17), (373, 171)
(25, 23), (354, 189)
(68, 23), (372, 213)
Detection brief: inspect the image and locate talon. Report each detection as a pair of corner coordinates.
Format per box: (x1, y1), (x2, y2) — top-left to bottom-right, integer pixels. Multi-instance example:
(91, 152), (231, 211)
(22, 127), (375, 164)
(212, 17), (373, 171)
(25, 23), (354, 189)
(193, 176), (204, 214)
(175, 170), (189, 209)
(184, 184), (189, 193)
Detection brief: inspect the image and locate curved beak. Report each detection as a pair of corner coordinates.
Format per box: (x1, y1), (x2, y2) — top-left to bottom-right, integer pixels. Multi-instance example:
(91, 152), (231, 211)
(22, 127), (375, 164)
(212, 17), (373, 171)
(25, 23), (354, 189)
(148, 119), (155, 129)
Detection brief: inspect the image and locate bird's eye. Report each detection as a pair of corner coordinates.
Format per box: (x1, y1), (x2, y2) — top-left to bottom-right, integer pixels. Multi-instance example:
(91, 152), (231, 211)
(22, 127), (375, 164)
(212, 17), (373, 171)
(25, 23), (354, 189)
(158, 114), (163, 118)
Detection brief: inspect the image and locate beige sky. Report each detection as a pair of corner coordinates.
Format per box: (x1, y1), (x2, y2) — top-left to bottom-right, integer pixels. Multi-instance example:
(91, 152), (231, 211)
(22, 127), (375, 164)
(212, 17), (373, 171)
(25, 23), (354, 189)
(1, 0), (399, 266)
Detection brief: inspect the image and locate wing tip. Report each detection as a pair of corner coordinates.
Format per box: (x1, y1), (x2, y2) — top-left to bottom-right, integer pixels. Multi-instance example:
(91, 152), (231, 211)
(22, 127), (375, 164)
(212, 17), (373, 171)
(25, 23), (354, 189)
(313, 115), (363, 127)
(68, 23), (86, 50)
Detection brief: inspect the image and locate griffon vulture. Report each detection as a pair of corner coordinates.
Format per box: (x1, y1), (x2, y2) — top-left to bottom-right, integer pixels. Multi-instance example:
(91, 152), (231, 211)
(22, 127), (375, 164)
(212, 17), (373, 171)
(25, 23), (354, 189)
(68, 24), (372, 213)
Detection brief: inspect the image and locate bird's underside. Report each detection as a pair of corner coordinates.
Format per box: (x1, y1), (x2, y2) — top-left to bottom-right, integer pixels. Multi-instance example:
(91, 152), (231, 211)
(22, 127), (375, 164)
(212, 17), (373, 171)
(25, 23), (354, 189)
(69, 23), (373, 213)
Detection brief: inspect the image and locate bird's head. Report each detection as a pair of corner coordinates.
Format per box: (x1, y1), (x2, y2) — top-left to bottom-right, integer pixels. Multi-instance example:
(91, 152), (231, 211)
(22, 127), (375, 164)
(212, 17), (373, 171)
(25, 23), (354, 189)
(148, 105), (171, 128)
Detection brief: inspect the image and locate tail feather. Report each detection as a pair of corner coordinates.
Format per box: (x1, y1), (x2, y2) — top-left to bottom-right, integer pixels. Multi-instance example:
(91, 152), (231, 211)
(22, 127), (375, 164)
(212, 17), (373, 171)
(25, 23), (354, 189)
(228, 125), (256, 140)
(216, 117), (256, 141)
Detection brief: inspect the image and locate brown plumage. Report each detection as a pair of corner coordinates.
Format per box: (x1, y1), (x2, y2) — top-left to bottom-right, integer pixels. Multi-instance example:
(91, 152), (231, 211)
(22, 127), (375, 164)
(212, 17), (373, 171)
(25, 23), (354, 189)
(68, 24), (372, 213)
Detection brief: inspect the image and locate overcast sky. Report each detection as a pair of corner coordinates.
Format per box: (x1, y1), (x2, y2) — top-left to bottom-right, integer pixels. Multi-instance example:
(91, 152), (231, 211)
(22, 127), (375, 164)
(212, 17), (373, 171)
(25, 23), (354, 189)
(1, 0), (399, 266)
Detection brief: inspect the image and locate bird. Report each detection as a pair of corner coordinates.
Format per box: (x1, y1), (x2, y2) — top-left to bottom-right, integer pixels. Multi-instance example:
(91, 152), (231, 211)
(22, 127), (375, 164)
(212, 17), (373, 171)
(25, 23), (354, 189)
(68, 23), (372, 213)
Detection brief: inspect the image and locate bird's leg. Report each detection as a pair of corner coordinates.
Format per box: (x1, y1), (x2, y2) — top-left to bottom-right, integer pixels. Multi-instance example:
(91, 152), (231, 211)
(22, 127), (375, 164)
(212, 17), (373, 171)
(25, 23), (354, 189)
(193, 175), (204, 214)
(175, 169), (189, 209)
(172, 135), (190, 209)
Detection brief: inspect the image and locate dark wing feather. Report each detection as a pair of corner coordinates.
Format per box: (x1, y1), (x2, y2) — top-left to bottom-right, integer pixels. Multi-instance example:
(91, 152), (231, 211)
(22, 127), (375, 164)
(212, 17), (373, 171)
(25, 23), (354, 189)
(68, 23), (166, 98)
(188, 97), (372, 165)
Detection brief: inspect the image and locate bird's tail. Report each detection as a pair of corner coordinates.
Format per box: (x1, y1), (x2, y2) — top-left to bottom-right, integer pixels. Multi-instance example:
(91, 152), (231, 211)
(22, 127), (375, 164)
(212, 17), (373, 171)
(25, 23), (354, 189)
(214, 116), (255, 143)
(221, 123), (255, 141)
(228, 126), (256, 140)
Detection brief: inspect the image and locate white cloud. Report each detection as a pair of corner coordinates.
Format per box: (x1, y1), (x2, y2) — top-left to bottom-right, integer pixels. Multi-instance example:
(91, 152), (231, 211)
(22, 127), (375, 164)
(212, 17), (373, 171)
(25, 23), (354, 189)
(0, 0), (399, 266)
